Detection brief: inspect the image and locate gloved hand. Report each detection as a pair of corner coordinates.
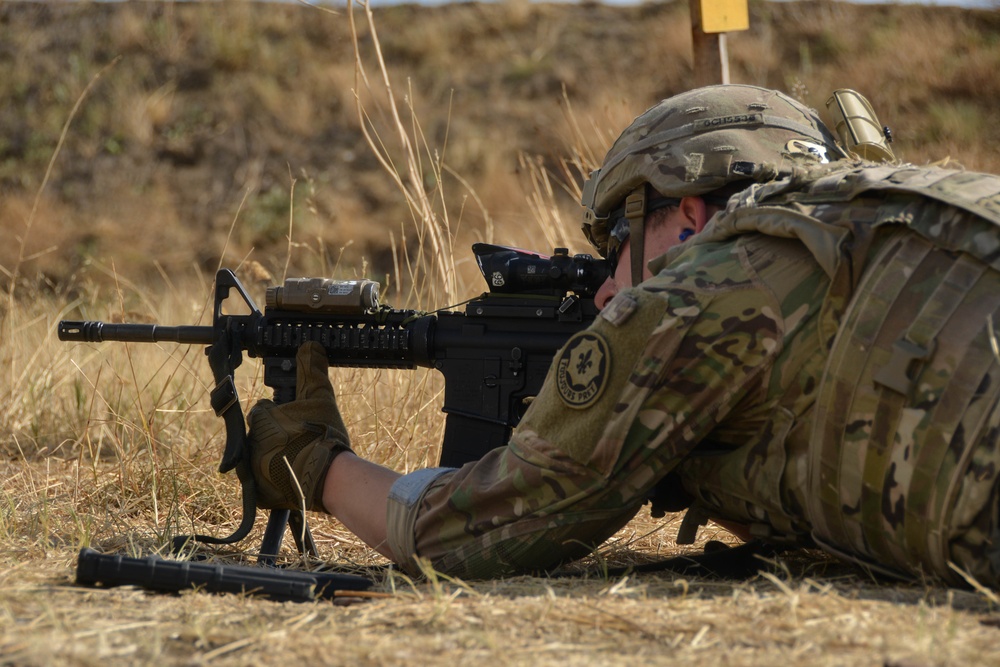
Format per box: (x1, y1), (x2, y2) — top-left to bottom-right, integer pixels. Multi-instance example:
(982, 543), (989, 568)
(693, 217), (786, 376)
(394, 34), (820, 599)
(247, 341), (353, 512)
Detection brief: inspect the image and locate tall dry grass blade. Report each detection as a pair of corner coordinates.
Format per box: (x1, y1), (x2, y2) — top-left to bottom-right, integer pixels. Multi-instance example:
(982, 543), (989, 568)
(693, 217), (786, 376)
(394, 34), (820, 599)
(6, 56), (122, 305)
(4, 57), (121, 409)
(949, 562), (1000, 606)
(347, 0), (457, 305)
(282, 172), (298, 283)
(517, 152), (578, 252)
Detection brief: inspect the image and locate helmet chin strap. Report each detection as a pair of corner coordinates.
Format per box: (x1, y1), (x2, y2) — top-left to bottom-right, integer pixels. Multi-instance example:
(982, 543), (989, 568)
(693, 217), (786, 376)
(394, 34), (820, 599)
(624, 185), (647, 287)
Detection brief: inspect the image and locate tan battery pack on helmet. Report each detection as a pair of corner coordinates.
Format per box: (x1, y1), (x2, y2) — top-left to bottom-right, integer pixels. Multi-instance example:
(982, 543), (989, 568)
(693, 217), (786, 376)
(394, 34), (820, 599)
(825, 89), (896, 163)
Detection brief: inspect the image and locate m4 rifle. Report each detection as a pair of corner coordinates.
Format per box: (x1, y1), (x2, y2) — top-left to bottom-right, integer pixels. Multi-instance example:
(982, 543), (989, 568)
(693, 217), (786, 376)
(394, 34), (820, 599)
(59, 243), (608, 563)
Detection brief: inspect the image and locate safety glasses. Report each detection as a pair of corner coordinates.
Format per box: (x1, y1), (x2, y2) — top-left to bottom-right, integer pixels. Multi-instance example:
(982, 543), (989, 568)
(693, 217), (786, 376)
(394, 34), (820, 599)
(603, 195), (681, 275)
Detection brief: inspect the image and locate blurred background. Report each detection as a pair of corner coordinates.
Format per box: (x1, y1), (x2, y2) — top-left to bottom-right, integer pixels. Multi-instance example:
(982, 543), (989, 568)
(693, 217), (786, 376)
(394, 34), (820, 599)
(2, 0), (999, 300)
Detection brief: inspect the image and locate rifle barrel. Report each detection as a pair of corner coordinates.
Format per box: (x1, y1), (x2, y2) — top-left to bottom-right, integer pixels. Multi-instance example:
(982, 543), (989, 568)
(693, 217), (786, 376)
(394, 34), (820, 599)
(58, 320), (215, 345)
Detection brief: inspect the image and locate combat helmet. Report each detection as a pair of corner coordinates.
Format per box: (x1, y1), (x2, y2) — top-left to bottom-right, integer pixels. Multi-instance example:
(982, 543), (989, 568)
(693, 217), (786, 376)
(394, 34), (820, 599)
(581, 84), (847, 283)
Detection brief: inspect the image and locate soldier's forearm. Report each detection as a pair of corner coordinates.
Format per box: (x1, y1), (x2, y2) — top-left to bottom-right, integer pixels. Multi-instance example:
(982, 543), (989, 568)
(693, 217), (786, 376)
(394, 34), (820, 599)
(322, 453), (399, 560)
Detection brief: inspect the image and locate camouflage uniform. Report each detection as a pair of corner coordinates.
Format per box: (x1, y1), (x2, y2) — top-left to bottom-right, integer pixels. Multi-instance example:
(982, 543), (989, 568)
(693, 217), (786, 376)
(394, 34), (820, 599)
(386, 162), (1000, 586)
(679, 162), (1000, 586)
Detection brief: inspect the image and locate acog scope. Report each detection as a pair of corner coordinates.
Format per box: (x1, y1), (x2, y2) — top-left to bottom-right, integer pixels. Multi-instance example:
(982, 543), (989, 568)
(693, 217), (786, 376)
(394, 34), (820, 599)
(473, 243), (609, 298)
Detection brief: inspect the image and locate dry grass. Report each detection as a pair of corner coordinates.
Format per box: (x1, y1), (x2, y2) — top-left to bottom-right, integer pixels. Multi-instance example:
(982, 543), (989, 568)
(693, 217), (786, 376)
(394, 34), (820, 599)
(4, 495), (1000, 666)
(3, 0), (1000, 290)
(5, 0), (1000, 665)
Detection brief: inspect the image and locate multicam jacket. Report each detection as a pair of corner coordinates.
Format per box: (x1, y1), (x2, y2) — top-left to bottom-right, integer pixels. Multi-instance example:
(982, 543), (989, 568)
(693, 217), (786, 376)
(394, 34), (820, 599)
(679, 162), (1000, 586)
(386, 162), (1000, 586)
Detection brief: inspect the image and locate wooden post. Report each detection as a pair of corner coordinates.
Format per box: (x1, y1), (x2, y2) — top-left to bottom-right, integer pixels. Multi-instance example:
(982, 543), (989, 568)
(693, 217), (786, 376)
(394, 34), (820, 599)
(690, 0), (724, 87)
(690, 0), (748, 87)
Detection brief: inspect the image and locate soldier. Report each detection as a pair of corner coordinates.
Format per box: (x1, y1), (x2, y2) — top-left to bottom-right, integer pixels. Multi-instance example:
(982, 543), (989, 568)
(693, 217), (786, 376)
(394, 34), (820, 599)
(248, 84), (1000, 587)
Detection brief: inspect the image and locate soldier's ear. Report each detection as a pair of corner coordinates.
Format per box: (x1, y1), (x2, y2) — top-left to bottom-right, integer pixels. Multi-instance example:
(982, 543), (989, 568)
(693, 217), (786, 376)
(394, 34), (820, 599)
(678, 196), (712, 234)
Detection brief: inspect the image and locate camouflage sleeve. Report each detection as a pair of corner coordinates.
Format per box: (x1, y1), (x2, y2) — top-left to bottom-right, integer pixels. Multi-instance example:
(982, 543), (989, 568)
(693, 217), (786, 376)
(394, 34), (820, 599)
(385, 238), (785, 579)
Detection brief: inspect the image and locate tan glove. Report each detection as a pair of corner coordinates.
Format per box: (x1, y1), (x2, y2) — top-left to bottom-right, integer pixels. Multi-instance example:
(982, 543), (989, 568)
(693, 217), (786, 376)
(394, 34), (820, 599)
(247, 341), (352, 512)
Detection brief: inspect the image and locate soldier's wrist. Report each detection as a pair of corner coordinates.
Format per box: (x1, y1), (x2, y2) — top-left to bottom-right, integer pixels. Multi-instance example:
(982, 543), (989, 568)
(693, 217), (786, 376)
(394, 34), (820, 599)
(311, 438), (353, 512)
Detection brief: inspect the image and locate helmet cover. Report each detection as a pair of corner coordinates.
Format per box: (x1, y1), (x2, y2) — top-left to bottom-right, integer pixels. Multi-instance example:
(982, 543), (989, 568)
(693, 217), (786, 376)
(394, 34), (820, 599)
(582, 84), (847, 256)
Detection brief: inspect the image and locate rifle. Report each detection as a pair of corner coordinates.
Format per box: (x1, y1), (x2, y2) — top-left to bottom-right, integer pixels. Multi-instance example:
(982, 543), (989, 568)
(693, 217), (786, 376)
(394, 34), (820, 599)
(59, 243), (607, 566)
(75, 548), (373, 602)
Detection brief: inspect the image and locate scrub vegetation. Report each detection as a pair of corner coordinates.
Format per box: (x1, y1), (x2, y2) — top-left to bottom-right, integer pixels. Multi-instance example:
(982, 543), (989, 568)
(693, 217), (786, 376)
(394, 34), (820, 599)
(3, 1), (1000, 665)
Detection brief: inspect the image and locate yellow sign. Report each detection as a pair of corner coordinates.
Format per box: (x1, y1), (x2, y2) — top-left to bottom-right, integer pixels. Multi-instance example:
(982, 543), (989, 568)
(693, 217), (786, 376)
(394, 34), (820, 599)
(700, 0), (749, 33)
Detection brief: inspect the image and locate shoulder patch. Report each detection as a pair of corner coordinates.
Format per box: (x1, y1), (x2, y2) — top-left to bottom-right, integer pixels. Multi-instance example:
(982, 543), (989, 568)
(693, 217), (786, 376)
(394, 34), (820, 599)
(556, 331), (611, 409)
(599, 292), (639, 326)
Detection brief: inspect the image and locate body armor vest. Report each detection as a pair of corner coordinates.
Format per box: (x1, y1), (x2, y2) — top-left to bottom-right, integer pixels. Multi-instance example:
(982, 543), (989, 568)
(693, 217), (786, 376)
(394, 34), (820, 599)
(685, 162), (1000, 585)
